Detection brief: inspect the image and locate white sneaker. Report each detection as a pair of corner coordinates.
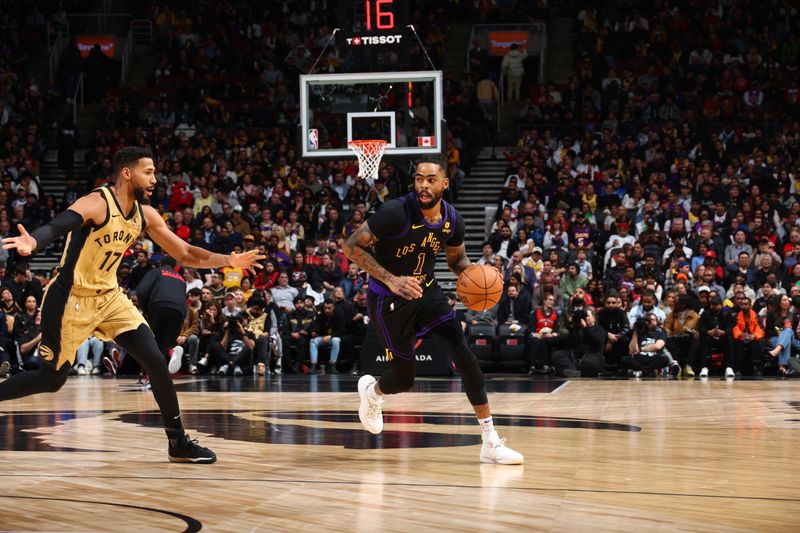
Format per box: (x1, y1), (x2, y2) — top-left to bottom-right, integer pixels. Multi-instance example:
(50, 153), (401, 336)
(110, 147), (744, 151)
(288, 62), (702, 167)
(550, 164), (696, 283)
(86, 361), (94, 374)
(77, 365), (87, 375)
(725, 367), (735, 378)
(198, 356), (208, 367)
(632, 370), (642, 378)
(218, 364), (229, 376)
(233, 365), (243, 376)
(358, 374), (384, 434)
(168, 346), (184, 374)
(480, 431), (524, 465)
(189, 364), (198, 375)
(90, 366), (101, 375)
(699, 367), (709, 379)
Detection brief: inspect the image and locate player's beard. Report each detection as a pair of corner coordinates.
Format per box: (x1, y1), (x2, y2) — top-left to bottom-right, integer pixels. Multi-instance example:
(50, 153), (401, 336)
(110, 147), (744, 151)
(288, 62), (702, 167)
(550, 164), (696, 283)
(133, 186), (150, 204)
(416, 188), (443, 210)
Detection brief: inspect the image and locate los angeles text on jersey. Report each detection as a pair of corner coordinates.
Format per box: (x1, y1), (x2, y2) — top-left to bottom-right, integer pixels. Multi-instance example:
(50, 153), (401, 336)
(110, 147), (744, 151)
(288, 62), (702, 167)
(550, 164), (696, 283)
(93, 230), (135, 248)
(395, 231), (442, 258)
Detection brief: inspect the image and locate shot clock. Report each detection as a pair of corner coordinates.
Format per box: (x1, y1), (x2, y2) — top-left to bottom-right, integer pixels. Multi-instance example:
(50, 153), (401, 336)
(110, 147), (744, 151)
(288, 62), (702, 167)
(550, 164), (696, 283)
(337, 0), (411, 70)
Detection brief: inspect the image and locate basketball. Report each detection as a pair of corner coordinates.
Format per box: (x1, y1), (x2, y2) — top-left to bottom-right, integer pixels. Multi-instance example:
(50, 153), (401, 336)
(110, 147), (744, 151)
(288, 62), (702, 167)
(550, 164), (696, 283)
(456, 264), (504, 311)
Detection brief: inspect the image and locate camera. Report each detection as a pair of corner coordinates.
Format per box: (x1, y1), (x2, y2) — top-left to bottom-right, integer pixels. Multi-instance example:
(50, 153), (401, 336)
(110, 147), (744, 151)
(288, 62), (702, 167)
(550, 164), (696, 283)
(570, 309), (588, 327)
(634, 316), (649, 336)
(228, 315), (243, 329)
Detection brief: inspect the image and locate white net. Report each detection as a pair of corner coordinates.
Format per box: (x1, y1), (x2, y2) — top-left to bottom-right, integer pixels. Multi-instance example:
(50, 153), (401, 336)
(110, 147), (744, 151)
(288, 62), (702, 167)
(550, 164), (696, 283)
(348, 140), (388, 185)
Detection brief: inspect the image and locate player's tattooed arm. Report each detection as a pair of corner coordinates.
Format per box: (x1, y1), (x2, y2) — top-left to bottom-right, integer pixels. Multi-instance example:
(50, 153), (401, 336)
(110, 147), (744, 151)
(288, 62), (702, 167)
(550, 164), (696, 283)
(343, 225), (392, 284)
(445, 243), (471, 276)
(344, 224), (423, 300)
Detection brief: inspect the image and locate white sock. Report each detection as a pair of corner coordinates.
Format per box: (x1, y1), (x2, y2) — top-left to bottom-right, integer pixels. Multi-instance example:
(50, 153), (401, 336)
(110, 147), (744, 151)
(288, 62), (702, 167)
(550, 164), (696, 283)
(367, 382), (382, 403)
(478, 416), (495, 438)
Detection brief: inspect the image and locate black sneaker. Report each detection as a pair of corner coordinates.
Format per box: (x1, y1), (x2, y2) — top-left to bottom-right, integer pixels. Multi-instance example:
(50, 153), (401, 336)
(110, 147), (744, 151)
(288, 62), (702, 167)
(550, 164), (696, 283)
(168, 435), (217, 464)
(308, 363), (319, 374)
(327, 363), (339, 375)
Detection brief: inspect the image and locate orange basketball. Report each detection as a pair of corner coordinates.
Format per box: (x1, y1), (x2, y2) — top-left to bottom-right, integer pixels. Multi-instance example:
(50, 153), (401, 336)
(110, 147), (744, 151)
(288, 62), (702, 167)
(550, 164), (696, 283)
(456, 264), (504, 311)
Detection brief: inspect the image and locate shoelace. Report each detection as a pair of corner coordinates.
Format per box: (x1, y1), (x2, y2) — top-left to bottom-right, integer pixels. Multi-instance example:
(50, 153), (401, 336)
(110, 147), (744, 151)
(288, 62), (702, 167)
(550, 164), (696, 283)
(181, 436), (203, 452)
(367, 397), (384, 418)
(488, 437), (507, 449)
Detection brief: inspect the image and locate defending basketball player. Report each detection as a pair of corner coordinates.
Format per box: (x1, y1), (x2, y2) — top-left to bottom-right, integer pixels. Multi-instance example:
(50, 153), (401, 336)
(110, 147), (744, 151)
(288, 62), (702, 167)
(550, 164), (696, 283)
(343, 156), (523, 464)
(0, 147), (264, 463)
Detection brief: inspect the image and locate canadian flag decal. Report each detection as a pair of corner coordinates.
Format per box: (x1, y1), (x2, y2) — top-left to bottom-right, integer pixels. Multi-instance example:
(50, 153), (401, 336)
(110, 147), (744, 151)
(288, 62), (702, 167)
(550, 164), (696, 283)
(417, 136), (435, 147)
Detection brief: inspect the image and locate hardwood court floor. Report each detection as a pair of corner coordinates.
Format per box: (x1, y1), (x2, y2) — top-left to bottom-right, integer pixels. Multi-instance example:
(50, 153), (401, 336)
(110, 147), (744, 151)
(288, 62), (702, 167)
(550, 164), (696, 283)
(0, 375), (798, 532)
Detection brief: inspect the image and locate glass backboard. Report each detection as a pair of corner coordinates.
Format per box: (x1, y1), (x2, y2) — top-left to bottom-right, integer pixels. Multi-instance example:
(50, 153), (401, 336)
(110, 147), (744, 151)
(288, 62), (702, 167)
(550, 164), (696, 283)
(299, 71), (443, 159)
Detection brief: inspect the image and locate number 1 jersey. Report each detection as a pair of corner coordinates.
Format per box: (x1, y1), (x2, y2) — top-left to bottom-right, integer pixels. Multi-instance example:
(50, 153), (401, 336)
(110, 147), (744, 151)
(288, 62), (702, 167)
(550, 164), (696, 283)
(366, 192), (465, 292)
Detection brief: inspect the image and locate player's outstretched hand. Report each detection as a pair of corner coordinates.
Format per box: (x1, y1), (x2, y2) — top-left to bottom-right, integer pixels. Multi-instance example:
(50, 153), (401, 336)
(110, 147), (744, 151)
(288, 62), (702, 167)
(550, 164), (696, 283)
(1, 224), (37, 256)
(229, 250), (267, 277)
(388, 275), (423, 300)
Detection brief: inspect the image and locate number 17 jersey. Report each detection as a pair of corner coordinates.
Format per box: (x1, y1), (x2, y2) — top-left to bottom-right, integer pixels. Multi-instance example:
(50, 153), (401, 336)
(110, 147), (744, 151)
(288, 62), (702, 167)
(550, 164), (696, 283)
(59, 186), (146, 294)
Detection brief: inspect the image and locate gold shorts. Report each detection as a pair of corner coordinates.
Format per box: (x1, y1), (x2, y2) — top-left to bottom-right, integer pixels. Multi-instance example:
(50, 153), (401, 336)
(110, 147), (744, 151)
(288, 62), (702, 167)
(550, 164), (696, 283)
(39, 282), (146, 369)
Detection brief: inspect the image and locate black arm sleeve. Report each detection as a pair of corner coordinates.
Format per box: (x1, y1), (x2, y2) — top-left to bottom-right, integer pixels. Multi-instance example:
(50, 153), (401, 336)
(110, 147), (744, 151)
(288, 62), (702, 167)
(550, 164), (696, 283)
(30, 210), (84, 252)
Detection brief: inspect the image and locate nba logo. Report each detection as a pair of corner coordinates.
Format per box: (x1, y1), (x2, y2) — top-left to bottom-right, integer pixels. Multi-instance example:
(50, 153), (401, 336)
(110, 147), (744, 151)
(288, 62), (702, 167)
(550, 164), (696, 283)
(308, 129), (319, 150)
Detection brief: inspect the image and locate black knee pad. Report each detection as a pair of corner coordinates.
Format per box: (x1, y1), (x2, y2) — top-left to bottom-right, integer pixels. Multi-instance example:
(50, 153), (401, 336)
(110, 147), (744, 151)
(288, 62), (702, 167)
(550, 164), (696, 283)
(429, 319), (487, 405)
(378, 356), (416, 394)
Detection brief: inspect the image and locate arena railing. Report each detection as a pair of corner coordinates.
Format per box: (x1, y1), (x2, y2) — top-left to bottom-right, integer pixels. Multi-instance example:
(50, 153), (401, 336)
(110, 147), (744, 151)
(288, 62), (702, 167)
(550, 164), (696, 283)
(72, 73), (84, 124)
(47, 20), (69, 79)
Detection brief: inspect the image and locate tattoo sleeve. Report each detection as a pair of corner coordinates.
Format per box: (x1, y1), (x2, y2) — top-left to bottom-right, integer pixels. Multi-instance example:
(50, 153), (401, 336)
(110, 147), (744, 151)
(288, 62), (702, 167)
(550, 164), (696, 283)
(446, 244), (471, 277)
(343, 225), (395, 285)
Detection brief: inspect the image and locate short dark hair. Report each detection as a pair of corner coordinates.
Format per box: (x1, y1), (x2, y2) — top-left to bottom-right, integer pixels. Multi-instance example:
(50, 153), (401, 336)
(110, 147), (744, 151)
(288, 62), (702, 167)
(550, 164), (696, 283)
(112, 146), (153, 176)
(414, 155), (447, 173)
(188, 288), (202, 297)
(323, 298), (335, 306)
(159, 256), (177, 268)
(247, 296), (266, 308)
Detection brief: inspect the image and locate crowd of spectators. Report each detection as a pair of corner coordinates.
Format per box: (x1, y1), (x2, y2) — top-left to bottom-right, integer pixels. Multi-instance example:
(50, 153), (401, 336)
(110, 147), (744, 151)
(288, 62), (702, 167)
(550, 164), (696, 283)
(0, 1), (485, 378)
(10, 0), (800, 380)
(480, 0), (800, 378)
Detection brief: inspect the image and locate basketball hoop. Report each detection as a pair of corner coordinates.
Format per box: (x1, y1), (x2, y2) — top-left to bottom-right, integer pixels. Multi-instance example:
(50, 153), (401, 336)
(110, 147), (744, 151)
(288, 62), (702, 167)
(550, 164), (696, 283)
(348, 139), (387, 184)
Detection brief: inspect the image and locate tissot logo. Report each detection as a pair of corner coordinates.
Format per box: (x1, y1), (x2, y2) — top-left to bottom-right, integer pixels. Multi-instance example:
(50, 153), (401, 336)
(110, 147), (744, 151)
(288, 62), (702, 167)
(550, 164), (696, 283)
(376, 354), (432, 362)
(346, 35), (403, 46)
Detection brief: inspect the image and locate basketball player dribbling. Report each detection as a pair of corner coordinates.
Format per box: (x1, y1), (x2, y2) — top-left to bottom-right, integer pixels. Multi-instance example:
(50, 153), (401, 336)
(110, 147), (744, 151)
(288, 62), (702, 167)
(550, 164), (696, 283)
(0, 147), (264, 463)
(343, 156), (523, 464)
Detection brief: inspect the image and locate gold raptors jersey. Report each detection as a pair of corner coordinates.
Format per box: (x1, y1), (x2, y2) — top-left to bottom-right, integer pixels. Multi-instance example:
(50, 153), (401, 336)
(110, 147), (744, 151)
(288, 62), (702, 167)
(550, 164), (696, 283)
(59, 186), (145, 294)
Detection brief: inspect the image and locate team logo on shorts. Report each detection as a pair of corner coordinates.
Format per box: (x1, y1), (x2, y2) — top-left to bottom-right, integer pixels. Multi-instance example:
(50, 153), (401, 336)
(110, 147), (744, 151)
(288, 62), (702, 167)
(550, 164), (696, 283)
(39, 344), (55, 361)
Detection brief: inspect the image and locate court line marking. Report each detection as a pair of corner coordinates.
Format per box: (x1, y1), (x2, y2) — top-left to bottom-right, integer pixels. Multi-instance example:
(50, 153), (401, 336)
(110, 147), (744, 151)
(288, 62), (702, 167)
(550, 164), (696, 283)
(1, 474), (797, 504)
(0, 494), (202, 532)
(551, 381), (570, 394)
